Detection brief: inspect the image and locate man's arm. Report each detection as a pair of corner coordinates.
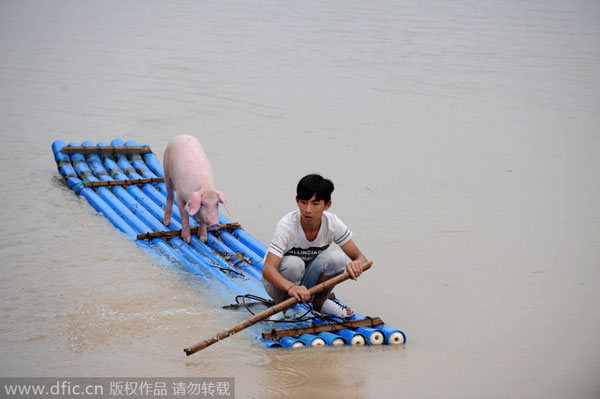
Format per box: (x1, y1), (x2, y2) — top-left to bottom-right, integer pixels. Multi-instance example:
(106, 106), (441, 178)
(340, 239), (368, 280)
(262, 252), (311, 302)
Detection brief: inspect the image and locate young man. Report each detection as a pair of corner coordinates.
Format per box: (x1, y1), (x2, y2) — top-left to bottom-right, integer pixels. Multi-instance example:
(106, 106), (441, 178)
(262, 174), (368, 319)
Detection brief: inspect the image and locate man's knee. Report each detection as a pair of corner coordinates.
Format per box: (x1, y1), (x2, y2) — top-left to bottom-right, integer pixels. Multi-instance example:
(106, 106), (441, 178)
(262, 256), (305, 300)
(316, 250), (347, 275)
(301, 251), (346, 289)
(278, 255), (305, 284)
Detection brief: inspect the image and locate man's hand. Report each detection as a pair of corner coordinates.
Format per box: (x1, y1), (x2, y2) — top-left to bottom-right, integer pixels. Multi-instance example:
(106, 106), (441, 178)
(340, 240), (368, 280)
(346, 260), (364, 280)
(287, 284), (311, 303)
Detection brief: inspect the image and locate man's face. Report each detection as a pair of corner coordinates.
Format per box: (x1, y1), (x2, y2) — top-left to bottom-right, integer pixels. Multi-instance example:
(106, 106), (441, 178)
(296, 194), (331, 225)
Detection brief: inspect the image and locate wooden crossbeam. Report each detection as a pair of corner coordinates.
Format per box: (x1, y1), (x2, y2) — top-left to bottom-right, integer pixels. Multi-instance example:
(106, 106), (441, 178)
(137, 223), (242, 240)
(61, 145), (153, 154)
(82, 177), (164, 188)
(261, 317), (384, 340)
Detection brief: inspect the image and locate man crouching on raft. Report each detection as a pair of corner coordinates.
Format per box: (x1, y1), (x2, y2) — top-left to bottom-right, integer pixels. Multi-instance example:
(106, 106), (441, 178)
(262, 174), (368, 320)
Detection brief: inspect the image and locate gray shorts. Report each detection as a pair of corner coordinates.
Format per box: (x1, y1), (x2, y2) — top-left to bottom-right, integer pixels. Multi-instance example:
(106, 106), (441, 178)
(262, 250), (347, 300)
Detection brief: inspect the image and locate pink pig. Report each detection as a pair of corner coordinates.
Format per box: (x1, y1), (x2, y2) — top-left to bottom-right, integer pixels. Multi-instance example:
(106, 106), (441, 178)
(162, 134), (231, 243)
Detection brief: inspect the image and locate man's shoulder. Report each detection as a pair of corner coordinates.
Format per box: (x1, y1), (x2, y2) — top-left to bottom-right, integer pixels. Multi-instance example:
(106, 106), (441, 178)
(277, 210), (300, 228)
(323, 210), (343, 224)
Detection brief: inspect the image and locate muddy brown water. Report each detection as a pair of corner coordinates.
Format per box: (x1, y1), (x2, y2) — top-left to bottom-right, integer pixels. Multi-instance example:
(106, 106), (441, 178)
(1, 1), (599, 397)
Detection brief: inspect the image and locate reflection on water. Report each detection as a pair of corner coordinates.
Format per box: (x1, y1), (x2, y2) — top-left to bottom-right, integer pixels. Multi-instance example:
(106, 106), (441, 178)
(1, 0), (599, 397)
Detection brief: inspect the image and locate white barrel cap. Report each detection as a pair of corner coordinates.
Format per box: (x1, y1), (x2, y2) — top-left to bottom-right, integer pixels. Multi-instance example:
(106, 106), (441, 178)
(351, 335), (365, 346)
(388, 332), (405, 345)
(369, 331), (385, 345)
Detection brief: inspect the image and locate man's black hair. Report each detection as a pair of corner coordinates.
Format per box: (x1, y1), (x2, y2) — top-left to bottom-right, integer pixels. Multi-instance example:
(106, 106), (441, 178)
(296, 174), (335, 203)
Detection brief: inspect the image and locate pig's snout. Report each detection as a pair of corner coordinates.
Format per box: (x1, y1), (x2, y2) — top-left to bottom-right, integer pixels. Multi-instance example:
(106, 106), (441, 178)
(208, 223), (220, 231)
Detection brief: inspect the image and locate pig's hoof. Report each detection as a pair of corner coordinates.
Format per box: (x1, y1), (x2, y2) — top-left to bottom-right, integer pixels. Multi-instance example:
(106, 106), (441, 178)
(163, 219), (170, 226)
(183, 236), (191, 244)
(200, 236), (207, 243)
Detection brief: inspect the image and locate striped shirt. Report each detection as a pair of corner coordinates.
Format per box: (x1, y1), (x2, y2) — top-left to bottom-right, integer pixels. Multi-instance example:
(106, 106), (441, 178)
(267, 210), (353, 264)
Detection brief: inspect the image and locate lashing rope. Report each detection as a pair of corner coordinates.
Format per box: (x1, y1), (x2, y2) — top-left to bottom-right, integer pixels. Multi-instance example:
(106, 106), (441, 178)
(233, 294), (316, 323)
(73, 179), (90, 195)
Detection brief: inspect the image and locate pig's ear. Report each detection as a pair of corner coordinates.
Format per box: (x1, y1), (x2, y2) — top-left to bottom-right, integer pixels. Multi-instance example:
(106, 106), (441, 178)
(216, 190), (231, 214)
(185, 191), (202, 215)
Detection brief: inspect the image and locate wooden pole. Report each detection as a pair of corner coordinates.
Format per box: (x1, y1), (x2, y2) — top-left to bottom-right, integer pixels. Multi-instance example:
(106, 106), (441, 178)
(60, 145), (153, 154)
(83, 177), (164, 188)
(183, 261), (373, 356)
(137, 223), (242, 240)
(261, 317), (384, 340)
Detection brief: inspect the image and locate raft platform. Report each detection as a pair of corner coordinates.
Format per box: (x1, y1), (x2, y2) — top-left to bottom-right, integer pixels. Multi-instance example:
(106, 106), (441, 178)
(51, 139), (406, 349)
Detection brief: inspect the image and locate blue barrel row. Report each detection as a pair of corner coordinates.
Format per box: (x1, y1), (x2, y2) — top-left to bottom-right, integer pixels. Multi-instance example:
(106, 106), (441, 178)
(51, 139), (405, 348)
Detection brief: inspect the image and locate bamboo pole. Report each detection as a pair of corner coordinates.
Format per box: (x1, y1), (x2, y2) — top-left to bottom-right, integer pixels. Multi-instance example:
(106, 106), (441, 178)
(60, 145), (153, 154)
(261, 317), (384, 340)
(183, 261), (373, 355)
(137, 223), (242, 240)
(83, 177), (164, 188)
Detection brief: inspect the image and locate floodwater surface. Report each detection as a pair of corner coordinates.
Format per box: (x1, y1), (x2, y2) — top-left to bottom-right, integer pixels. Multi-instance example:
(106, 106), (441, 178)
(1, 1), (599, 398)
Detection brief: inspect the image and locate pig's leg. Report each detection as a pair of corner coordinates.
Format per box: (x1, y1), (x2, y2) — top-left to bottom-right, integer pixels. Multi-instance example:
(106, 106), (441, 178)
(163, 175), (174, 226)
(178, 202), (191, 244)
(198, 222), (208, 243)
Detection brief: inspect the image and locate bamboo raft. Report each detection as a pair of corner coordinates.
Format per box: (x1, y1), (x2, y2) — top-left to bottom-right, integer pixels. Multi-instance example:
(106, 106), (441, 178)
(51, 139), (406, 349)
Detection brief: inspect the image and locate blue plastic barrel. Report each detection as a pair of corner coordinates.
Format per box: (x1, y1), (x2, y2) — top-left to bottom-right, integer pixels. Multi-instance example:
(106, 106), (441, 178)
(355, 327), (385, 345)
(317, 332), (347, 346)
(376, 325), (406, 345)
(279, 336), (305, 349)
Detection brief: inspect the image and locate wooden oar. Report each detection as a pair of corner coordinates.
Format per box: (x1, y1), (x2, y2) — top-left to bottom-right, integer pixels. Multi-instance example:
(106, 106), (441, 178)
(183, 261), (373, 355)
